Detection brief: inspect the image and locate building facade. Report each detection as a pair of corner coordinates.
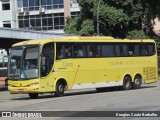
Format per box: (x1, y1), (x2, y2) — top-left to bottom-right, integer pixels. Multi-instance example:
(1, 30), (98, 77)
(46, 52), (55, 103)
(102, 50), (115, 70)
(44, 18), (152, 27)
(0, 0), (16, 28)
(0, 0), (80, 33)
(153, 17), (160, 35)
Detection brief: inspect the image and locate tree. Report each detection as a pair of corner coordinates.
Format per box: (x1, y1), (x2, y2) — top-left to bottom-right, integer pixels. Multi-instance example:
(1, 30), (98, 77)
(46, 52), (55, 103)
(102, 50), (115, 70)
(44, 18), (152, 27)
(127, 30), (148, 39)
(64, 17), (79, 35)
(64, 0), (160, 39)
(79, 19), (94, 36)
(64, 18), (94, 36)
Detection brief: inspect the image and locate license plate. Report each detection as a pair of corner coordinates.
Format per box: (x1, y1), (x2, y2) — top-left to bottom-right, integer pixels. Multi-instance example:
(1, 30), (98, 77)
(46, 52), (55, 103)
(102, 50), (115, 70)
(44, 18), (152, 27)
(18, 89), (24, 92)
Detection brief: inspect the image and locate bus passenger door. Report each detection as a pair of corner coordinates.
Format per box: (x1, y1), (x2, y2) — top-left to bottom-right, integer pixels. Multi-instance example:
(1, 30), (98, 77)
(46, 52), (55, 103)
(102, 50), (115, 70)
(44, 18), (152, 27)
(40, 43), (54, 92)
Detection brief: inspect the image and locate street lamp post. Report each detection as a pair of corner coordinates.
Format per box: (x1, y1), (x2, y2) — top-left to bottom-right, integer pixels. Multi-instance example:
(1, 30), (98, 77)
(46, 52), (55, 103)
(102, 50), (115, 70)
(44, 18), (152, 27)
(97, 0), (101, 36)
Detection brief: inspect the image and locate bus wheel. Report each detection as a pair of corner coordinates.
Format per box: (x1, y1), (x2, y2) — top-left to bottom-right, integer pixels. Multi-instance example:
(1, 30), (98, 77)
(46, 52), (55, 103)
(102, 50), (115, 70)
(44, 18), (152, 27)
(29, 93), (38, 99)
(5, 79), (8, 86)
(122, 76), (131, 90)
(132, 76), (142, 89)
(55, 82), (64, 97)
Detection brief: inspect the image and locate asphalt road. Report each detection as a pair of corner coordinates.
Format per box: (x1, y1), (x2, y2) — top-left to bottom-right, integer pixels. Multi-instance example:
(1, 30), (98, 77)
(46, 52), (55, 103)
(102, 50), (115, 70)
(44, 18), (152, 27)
(0, 80), (160, 120)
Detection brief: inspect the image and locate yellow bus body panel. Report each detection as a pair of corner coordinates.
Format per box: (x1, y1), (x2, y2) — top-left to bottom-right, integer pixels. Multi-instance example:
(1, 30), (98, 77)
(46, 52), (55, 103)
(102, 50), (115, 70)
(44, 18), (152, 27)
(8, 79), (40, 94)
(8, 36), (158, 94)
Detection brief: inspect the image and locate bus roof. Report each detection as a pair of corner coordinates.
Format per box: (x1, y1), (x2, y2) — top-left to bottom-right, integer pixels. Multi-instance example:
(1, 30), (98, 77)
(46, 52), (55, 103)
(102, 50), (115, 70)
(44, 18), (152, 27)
(12, 36), (155, 47)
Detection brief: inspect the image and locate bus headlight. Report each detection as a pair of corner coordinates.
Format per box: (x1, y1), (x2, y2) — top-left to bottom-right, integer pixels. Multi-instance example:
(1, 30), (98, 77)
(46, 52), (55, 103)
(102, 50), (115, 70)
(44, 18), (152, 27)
(28, 82), (39, 87)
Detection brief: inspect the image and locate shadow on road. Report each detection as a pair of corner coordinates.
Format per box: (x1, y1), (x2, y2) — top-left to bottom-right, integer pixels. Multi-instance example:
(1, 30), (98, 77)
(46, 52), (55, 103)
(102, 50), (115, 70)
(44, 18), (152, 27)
(139, 85), (157, 89)
(11, 85), (157, 100)
(0, 86), (8, 91)
(65, 85), (157, 97)
(11, 94), (56, 100)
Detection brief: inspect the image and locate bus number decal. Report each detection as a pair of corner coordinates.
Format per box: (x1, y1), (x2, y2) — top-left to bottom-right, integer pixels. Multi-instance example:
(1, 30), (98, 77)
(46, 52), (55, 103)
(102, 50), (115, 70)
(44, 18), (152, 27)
(63, 62), (73, 68)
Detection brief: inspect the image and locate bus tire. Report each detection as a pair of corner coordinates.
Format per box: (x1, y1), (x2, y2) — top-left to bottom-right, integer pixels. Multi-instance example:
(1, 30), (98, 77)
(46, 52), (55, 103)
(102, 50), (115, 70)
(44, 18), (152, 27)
(5, 79), (8, 86)
(132, 76), (142, 89)
(29, 93), (38, 99)
(122, 76), (131, 90)
(55, 81), (64, 97)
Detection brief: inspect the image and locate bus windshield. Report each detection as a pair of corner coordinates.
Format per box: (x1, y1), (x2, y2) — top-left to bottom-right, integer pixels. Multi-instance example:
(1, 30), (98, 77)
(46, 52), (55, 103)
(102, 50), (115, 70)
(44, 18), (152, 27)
(8, 46), (40, 80)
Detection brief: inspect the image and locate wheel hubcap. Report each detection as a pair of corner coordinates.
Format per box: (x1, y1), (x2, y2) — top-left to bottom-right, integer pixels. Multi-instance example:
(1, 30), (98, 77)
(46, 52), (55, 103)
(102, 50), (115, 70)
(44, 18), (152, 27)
(135, 79), (140, 85)
(59, 85), (64, 92)
(125, 81), (130, 88)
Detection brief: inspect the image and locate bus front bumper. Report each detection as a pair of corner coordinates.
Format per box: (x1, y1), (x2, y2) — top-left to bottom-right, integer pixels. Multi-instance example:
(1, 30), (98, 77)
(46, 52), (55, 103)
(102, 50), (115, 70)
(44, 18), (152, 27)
(8, 86), (40, 94)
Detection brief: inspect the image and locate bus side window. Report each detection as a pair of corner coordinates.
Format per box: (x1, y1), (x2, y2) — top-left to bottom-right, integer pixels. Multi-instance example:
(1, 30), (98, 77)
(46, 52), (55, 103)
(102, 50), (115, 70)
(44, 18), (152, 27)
(134, 44), (140, 56)
(101, 43), (115, 57)
(64, 43), (73, 58)
(74, 43), (87, 58)
(87, 43), (99, 57)
(41, 43), (54, 77)
(128, 44), (136, 56)
(115, 44), (121, 57)
(77, 49), (83, 57)
(56, 43), (64, 59)
(97, 45), (101, 57)
(148, 44), (155, 56)
(122, 44), (128, 56)
(141, 44), (148, 56)
(87, 45), (93, 57)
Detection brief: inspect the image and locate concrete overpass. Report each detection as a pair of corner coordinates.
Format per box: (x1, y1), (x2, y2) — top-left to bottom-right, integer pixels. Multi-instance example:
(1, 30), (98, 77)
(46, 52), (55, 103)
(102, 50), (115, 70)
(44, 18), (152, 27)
(0, 27), (71, 49)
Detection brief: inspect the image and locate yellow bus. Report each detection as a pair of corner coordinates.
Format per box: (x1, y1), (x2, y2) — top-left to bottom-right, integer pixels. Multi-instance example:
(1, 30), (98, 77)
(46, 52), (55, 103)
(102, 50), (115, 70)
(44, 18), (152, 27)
(8, 36), (158, 98)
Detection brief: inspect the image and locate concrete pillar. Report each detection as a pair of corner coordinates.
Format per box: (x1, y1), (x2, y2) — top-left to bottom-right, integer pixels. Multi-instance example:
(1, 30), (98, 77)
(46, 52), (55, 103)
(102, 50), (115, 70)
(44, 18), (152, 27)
(0, 1), (2, 10)
(64, 0), (71, 23)
(11, 0), (16, 28)
(0, 1), (2, 27)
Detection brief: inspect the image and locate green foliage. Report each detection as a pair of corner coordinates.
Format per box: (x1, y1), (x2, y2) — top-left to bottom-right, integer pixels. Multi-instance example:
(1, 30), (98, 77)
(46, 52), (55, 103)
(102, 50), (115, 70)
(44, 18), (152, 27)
(126, 30), (148, 39)
(156, 42), (160, 56)
(64, 0), (160, 39)
(79, 19), (94, 36)
(64, 17), (79, 35)
(64, 18), (94, 36)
